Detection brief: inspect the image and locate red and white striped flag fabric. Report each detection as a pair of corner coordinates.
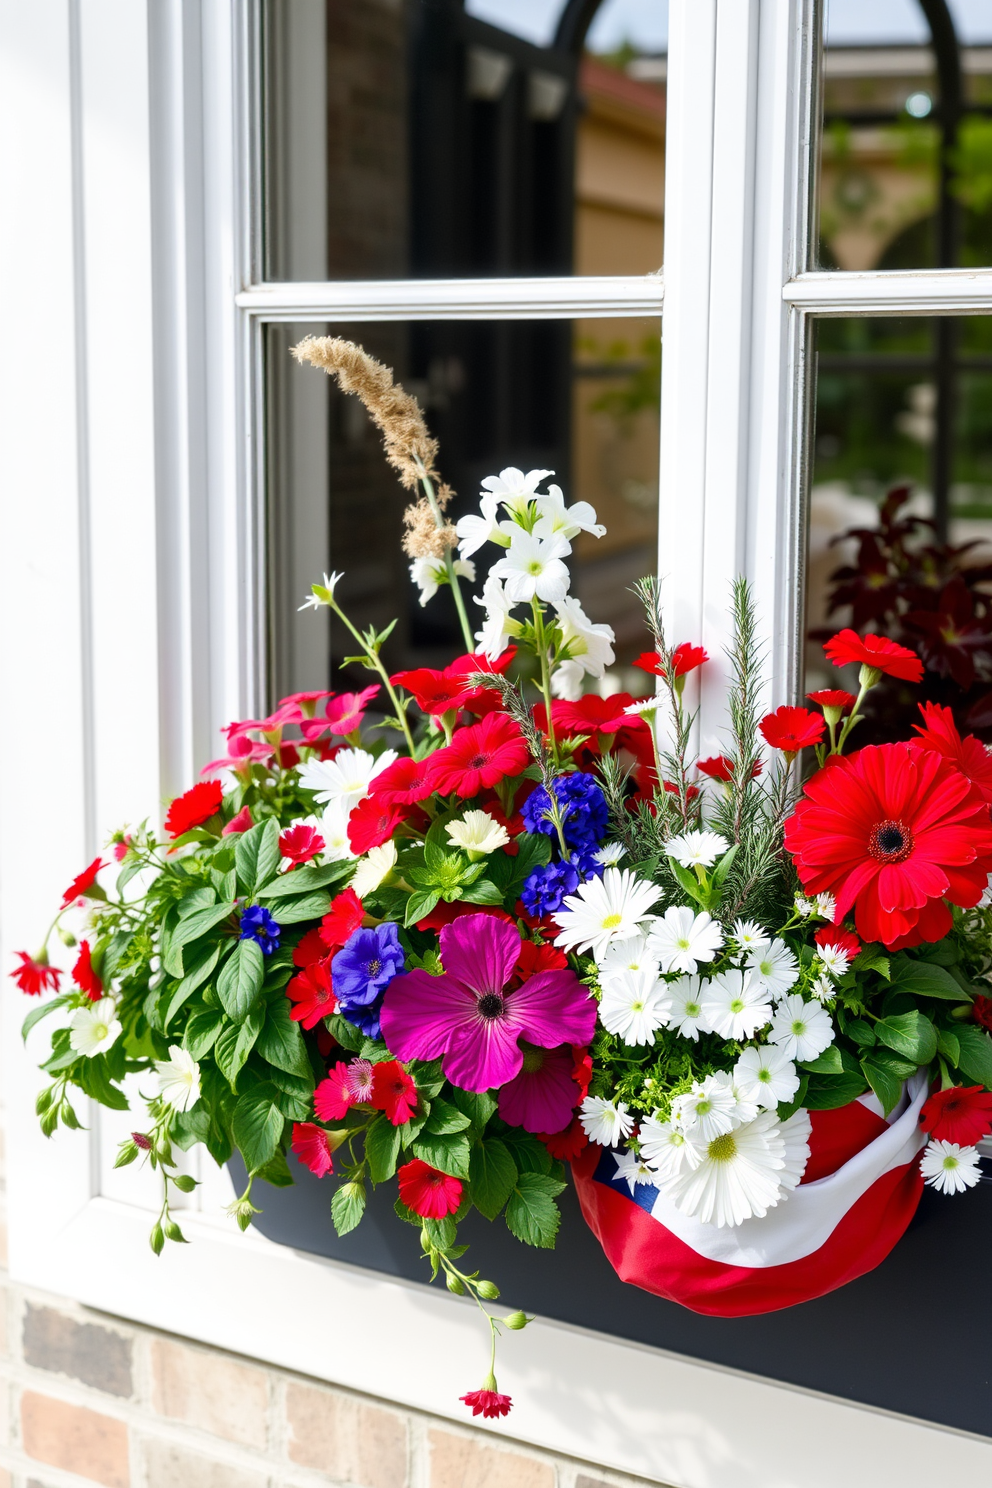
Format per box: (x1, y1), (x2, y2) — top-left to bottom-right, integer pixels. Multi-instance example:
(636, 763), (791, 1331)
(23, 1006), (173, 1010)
(572, 1074), (927, 1316)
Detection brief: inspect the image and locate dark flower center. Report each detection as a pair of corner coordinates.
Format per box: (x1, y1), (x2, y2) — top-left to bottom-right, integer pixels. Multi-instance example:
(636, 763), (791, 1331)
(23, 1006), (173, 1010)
(869, 819), (914, 862)
(477, 992), (505, 1019)
(366, 957), (382, 977)
(469, 751), (492, 770)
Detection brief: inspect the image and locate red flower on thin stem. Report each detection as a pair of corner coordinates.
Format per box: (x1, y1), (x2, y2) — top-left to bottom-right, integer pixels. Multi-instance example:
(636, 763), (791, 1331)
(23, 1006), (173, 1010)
(164, 781), (224, 838)
(61, 858), (104, 907)
(391, 655), (501, 716)
(808, 689), (856, 715)
(909, 701), (992, 804)
(634, 643), (708, 679)
(920, 1085), (992, 1147)
(759, 706), (825, 755)
(370, 1060), (418, 1125)
(424, 712), (529, 797)
(10, 952), (61, 997)
(291, 1123), (336, 1178)
(72, 940), (103, 1000)
(461, 1387), (512, 1420)
(822, 629), (924, 683)
(279, 823), (325, 866)
(397, 1159), (462, 1218)
(314, 1062), (355, 1122)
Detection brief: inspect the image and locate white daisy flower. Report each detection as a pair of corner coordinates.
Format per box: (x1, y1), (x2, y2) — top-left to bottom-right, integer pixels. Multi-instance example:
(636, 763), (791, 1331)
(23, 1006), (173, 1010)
(491, 530), (571, 605)
(746, 937), (800, 999)
(299, 570), (344, 611)
(554, 867), (663, 960)
(814, 892), (837, 921)
(809, 972), (836, 1002)
(298, 747), (398, 814)
(778, 1108), (813, 1191)
(533, 484), (606, 541)
(666, 830), (729, 869)
(318, 800), (358, 863)
(671, 1073), (739, 1143)
(768, 994), (835, 1062)
(350, 840), (398, 898)
(473, 575), (521, 661)
(69, 998), (123, 1059)
(456, 493), (504, 558)
(599, 968), (673, 1045)
(613, 1150), (659, 1195)
(637, 1114), (702, 1178)
(481, 465), (554, 517)
(155, 1046), (201, 1113)
(594, 842), (626, 867)
(700, 969), (773, 1041)
(579, 1095), (634, 1147)
(445, 810), (510, 856)
(732, 919), (770, 954)
(658, 1109), (789, 1228)
(817, 944), (850, 979)
(733, 1045), (800, 1111)
(647, 906), (724, 975)
(597, 933), (659, 980)
(920, 1139), (982, 1195)
(794, 894), (815, 918)
(553, 595), (616, 681)
(623, 699), (658, 719)
(666, 975), (709, 1040)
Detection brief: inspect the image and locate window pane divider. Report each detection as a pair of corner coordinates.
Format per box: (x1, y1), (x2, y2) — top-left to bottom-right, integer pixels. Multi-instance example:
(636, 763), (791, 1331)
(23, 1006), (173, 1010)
(785, 269), (992, 314)
(234, 274), (665, 320)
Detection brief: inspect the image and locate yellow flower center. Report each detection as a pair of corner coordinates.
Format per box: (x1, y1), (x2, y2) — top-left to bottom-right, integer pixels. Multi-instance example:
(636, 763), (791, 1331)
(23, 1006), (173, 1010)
(602, 913), (623, 929)
(708, 1132), (737, 1163)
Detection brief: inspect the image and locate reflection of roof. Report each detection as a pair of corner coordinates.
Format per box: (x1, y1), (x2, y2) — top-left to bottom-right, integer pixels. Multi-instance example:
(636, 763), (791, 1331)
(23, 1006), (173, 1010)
(580, 56), (665, 123)
(825, 45), (992, 78)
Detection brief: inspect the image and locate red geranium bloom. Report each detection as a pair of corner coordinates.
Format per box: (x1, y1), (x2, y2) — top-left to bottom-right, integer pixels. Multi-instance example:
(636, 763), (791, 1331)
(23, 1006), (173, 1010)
(539, 1114), (588, 1160)
(164, 780), (224, 838)
(415, 900), (513, 933)
(461, 1388), (512, 1420)
(973, 995), (992, 1033)
(634, 643), (708, 678)
(72, 940), (103, 1000)
(347, 796), (410, 854)
(286, 959), (337, 1029)
(319, 888), (365, 951)
(61, 857), (104, 907)
(222, 805), (254, 835)
(808, 689), (856, 715)
(822, 629), (924, 683)
(571, 1044), (593, 1100)
(279, 822), (325, 866)
(920, 1085), (992, 1146)
(370, 1060), (418, 1125)
(814, 925), (861, 962)
(513, 940), (568, 984)
(759, 706), (825, 754)
(910, 701), (992, 804)
(291, 1122), (336, 1178)
(314, 1062), (354, 1122)
(551, 693), (637, 739)
(203, 733), (274, 776)
(391, 658), (493, 716)
(368, 756), (432, 805)
(424, 712), (529, 797)
(397, 1159), (463, 1218)
(10, 952), (61, 997)
(784, 743), (992, 949)
(293, 928), (327, 968)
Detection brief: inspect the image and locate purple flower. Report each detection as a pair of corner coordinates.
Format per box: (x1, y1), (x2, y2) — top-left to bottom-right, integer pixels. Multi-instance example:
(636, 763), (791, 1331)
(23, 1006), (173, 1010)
(497, 1044), (579, 1133)
(239, 904), (281, 954)
(521, 860), (579, 916)
(380, 914), (596, 1092)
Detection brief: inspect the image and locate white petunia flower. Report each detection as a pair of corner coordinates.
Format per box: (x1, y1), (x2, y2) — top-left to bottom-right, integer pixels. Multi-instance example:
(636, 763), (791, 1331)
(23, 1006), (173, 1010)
(491, 530), (571, 604)
(637, 1113), (702, 1178)
(553, 596), (616, 681)
(456, 493), (504, 558)
(155, 1046), (201, 1112)
(732, 918), (770, 954)
(319, 800), (358, 862)
(579, 1095), (634, 1147)
(445, 810), (510, 856)
(657, 1109), (789, 1228)
(299, 570), (344, 611)
(554, 867), (663, 960)
(746, 937), (800, 999)
(350, 840), (398, 898)
(599, 967), (673, 1045)
(481, 466), (554, 517)
(733, 1045), (801, 1111)
(666, 830), (728, 869)
(597, 933), (658, 981)
(550, 658), (585, 701)
(700, 969), (773, 1041)
(298, 747), (398, 814)
(473, 574), (521, 661)
(648, 906), (724, 975)
(814, 892), (837, 921)
(613, 1149), (660, 1194)
(671, 1073), (740, 1143)
(533, 484), (606, 541)
(920, 1139), (982, 1194)
(410, 555), (475, 607)
(594, 842), (626, 867)
(666, 975), (709, 1040)
(70, 998), (123, 1058)
(768, 994), (835, 1062)
(817, 943), (850, 978)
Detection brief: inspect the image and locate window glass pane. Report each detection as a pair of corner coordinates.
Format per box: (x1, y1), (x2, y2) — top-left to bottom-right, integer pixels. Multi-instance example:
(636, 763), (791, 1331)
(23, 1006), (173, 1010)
(262, 0), (667, 281)
(265, 317), (660, 705)
(814, 0), (992, 270)
(805, 313), (992, 736)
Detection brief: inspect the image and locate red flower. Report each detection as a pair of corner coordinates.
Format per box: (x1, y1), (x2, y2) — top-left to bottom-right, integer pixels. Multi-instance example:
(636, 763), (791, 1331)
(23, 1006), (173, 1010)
(920, 1085), (992, 1147)
(551, 693), (638, 740)
(319, 888), (365, 951)
(291, 1123), (336, 1178)
(222, 805), (254, 835)
(279, 822), (325, 866)
(785, 743), (992, 949)
(814, 925), (861, 962)
(370, 1060), (418, 1125)
(973, 995), (992, 1033)
(286, 960), (337, 1029)
(10, 952), (61, 997)
(347, 796), (410, 855)
(164, 781), (224, 838)
(72, 940), (103, 1000)
(397, 1159), (463, 1218)
(808, 689), (856, 715)
(513, 940), (568, 985)
(61, 857), (104, 907)
(910, 702), (992, 804)
(203, 734), (274, 776)
(112, 834), (132, 861)
(279, 688), (334, 715)
(325, 685), (380, 735)
(424, 712), (529, 797)
(571, 1045), (593, 1100)
(461, 1389), (512, 1420)
(696, 756), (761, 782)
(293, 928), (327, 968)
(367, 756), (432, 805)
(392, 660), (490, 716)
(759, 706), (825, 754)
(314, 1062), (354, 1122)
(414, 901), (513, 933)
(823, 629), (924, 683)
(634, 643), (708, 678)
(539, 1114), (588, 1160)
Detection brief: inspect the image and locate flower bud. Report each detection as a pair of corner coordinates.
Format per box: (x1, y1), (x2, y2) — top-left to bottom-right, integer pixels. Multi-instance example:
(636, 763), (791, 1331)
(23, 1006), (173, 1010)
(504, 1310), (530, 1330)
(149, 1223), (165, 1255)
(164, 1220), (186, 1244)
(446, 1274), (466, 1295)
(57, 927), (77, 948)
(114, 1140), (139, 1169)
(476, 1279), (500, 1300)
(172, 1173), (197, 1193)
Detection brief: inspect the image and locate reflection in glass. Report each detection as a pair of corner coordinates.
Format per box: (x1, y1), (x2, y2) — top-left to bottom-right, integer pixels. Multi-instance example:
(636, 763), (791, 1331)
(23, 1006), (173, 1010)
(265, 319), (660, 705)
(262, 0), (667, 281)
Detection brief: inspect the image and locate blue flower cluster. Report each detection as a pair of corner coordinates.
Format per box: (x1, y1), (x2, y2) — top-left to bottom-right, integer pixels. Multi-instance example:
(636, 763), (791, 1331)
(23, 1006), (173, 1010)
(520, 774), (609, 916)
(331, 922), (405, 1039)
(239, 905), (282, 955)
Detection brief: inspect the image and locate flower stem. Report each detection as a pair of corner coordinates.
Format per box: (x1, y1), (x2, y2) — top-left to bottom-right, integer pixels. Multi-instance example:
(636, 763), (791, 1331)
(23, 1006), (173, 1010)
(531, 600), (558, 764)
(835, 678), (871, 754)
(327, 596), (416, 754)
(415, 457), (474, 653)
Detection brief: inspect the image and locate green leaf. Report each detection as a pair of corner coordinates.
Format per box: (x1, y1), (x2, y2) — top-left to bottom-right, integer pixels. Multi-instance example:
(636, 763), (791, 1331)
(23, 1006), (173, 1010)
(448, 1087), (497, 1129)
(327, 1014), (364, 1052)
(367, 1115), (403, 1182)
(183, 1006), (225, 1060)
(954, 1024), (992, 1088)
(171, 901), (237, 953)
(214, 1007), (263, 1087)
(232, 1083), (285, 1171)
(423, 1215), (457, 1250)
(803, 1071), (869, 1110)
(501, 1128), (552, 1174)
(412, 1129), (471, 1179)
(255, 1150), (294, 1187)
(256, 862), (352, 899)
(710, 842), (739, 895)
(22, 994), (75, 1042)
(177, 886), (218, 917)
(235, 820), (281, 895)
(935, 1027), (961, 1065)
(256, 996), (313, 1079)
(216, 938), (265, 1021)
(423, 1097), (472, 1135)
(505, 1172), (565, 1248)
(269, 892), (333, 925)
(875, 1010), (937, 1065)
(775, 1072), (809, 1123)
(332, 1181), (367, 1236)
(888, 958), (967, 1001)
(856, 945), (891, 978)
(468, 1138), (517, 1220)
(861, 1049), (915, 1115)
(162, 942), (222, 1028)
(846, 1018), (876, 1048)
(75, 1056), (130, 1110)
(799, 1046), (844, 1075)
(666, 857), (707, 907)
(404, 889), (440, 928)
(459, 879), (505, 907)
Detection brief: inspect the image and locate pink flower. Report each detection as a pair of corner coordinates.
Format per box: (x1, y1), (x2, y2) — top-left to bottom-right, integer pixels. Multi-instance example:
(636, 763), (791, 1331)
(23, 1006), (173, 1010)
(203, 732), (274, 776)
(300, 686), (380, 741)
(461, 1388), (512, 1419)
(496, 1043), (579, 1133)
(223, 805), (254, 835)
(279, 822), (325, 866)
(380, 914), (596, 1092)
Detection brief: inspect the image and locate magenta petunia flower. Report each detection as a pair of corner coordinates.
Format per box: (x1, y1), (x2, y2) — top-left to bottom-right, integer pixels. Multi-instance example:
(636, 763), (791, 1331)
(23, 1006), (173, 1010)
(380, 915), (595, 1092)
(497, 1044), (579, 1133)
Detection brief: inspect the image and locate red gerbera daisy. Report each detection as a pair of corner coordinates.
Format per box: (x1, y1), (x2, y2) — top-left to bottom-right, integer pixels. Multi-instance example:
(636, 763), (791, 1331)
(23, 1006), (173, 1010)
(370, 1060), (418, 1125)
(822, 629), (924, 683)
(807, 689), (856, 716)
(759, 706), (825, 754)
(366, 756), (432, 805)
(814, 925), (861, 962)
(424, 712), (529, 797)
(279, 822), (325, 866)
(784, 743), (992, 949)
(286, 959), (337, 1029)
(347, 796), (411, 855)
(909, 701), (992, 804)
(461, 1388), (512, 1420)
(397, 1158), (463, 1218)
(61, 857), (104, 907)
(920, 1085), (992, 1147)
(538, 1114), (588, 1160)
(10, 952), (61, 997)
(72, 940), (103, 1000)
(291, 1122), (336, 1178)
(634, 643), (708, 679)
(391, 659), (488, 716)
(164, 780), (224, 838)
(314, 1062), (354, 1122)
(319, 888), (365, 951)
(293, 928), (327, 969)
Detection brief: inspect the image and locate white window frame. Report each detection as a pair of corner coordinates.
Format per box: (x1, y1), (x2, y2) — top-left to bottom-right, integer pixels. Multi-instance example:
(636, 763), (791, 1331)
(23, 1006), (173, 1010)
(2, 3), (991, 1483)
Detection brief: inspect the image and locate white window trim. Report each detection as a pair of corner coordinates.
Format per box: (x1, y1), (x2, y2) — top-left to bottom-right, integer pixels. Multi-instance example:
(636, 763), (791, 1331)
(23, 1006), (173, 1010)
(2, 3), (991, 1483)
